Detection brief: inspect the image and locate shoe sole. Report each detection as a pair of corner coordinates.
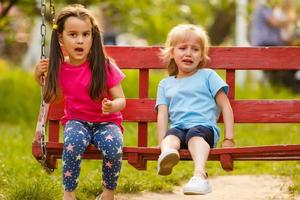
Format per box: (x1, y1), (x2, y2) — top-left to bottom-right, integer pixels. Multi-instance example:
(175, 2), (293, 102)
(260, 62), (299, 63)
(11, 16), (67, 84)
(183, 188), (212, 195)
(158, 152), (179, 176)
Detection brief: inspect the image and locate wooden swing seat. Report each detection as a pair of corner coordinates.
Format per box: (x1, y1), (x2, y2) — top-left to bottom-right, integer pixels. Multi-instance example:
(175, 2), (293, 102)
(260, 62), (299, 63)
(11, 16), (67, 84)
(32, 46), (300, 171)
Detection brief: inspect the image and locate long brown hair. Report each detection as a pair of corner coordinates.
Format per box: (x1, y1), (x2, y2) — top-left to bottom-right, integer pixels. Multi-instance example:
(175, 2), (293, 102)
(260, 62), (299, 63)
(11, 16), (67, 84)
(43, 4), (109, 103)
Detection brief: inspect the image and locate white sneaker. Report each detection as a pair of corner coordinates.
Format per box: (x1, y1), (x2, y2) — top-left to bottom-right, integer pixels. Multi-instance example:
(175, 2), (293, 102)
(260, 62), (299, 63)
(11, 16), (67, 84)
(157, 149), (179, 176)
(183, 176), (212, 195)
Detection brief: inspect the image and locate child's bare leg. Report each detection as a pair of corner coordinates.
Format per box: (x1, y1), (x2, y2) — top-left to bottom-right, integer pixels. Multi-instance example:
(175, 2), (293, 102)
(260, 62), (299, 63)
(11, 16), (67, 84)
(160, 135), (180, 152)
(188, 137), (210, 178)
(63, 191), (76, 200)
(101, 188), (114, 200)
(158, 135), (181, 175)
(183, 136), (211, 195)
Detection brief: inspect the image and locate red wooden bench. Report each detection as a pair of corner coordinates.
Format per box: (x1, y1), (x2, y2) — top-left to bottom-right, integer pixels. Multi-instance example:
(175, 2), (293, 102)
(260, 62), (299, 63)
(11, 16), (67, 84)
(32, 46), (300, 172)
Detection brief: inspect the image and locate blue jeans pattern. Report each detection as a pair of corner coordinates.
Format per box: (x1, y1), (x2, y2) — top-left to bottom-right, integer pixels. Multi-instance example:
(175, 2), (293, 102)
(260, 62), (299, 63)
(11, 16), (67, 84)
(62, 120), (123, 191)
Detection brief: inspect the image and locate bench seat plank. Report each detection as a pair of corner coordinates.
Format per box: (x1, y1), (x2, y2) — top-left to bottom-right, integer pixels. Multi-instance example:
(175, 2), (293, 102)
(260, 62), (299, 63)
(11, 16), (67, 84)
(32, 143), (300, 170)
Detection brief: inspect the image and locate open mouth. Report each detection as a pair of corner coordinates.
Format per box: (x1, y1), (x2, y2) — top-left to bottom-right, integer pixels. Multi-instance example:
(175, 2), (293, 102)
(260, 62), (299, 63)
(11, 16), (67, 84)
(75, 47), (84, 52)
(182, 59), (193, 64)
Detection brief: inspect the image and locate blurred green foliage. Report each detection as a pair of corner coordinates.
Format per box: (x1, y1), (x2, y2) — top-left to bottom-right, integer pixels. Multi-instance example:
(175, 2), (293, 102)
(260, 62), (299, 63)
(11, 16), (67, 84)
(1, 0), (237, 45)
(0, 60), (40, 124)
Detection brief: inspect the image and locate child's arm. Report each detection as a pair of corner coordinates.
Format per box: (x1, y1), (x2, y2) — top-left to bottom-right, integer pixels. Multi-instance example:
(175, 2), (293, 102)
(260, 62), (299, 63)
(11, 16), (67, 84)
(215, 90), (235, 148)
(102, 83), (126, 114)
(34, 59), (64, 104)
(34, 59), (49, 85)
(157, 105), (168, 146)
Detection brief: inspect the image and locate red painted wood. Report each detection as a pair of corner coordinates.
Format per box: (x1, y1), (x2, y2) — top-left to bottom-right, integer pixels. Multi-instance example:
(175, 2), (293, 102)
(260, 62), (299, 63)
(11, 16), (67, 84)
(130, 99), (299, 123)
(32, 46), (300, 171)
(139, 69), (149, 98)
(226, 70), (235, 99)
(122, 99), (156, 121)
(208, 47), (300, 70)
(106, 46), (163, 69)
(137, 69), (149, 147)
(105, 46), (300, 70)
(127, 153), (147, 170)
(48, 102), (64, 120)
(48, 120), (59, 142)
(230, 100), (300, 123)
(32, 143), (42, 159)
(138, 122), (148, 147)
(122, 99), (300, 123)
(220, 154), (233, 171)
(46, 157), (58, 169)
(42, 143), (300, 162)
(44, 143), (300, 157)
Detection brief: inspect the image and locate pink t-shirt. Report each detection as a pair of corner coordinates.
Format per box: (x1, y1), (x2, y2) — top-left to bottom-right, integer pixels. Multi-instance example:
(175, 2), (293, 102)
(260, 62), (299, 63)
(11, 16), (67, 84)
(59, 60), (125, 131)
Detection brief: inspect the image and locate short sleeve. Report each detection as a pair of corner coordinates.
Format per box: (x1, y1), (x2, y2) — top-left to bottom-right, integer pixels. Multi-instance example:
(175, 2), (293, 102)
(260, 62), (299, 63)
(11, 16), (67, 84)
(208, 70), (228, 97)
(155, 80), (168, 111)
(106, 62), (125, 89)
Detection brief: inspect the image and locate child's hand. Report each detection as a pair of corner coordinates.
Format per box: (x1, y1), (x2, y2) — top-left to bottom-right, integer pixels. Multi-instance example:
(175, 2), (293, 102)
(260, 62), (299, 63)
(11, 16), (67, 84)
(34, 58), (49, 85)
(221, 138), (235, 148)
(102, 98), (113, 115)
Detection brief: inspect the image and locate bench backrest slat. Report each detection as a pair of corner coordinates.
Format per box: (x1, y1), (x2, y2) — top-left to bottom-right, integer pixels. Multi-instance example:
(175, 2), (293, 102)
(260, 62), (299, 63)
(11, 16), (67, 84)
(123, 100), (300, 123)
(49, 99), (300, 123)
(105, 46), (300, 70)
(226, 70), (235, 99)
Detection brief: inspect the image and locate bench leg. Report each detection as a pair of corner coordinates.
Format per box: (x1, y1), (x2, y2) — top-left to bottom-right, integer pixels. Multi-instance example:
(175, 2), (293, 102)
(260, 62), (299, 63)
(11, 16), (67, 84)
(220, 154), (233, 171)
(46, 156), (58, 169)
(32, 143), (58, 171)
(128, 153), (147, 170)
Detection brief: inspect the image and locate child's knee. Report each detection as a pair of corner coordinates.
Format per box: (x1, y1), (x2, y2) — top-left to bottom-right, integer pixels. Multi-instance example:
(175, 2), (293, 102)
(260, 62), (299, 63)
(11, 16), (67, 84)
(103, 146), (123, 161)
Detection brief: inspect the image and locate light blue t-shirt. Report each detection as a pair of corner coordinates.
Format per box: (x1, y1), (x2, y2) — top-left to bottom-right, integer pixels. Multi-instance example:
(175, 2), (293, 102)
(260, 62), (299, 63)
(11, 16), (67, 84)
(155, 69), (228, 147)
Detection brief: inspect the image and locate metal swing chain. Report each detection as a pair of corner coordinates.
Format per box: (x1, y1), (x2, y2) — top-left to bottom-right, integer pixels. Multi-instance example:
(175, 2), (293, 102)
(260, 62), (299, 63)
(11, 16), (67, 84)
(40, 0), (46, 60)
(39, 0), (54, 174)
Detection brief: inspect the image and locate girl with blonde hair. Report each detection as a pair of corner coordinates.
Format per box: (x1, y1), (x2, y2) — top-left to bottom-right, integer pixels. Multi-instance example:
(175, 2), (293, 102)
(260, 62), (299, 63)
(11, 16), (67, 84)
(156, 24), (235, 195)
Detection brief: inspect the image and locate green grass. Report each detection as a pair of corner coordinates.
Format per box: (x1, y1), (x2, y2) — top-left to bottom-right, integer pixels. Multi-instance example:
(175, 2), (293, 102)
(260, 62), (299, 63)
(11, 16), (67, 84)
(1, 122), (300, 200)
(0, 61), (300, 199)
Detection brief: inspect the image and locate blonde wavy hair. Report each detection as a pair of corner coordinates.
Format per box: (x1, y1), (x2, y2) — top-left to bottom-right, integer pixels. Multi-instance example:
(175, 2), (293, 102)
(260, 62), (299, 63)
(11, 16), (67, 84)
(160, 24), (210, 76)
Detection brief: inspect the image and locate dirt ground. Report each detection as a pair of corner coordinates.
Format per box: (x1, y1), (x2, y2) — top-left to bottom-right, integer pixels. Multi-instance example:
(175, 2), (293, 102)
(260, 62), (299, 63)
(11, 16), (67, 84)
(116, 175), (299, 200)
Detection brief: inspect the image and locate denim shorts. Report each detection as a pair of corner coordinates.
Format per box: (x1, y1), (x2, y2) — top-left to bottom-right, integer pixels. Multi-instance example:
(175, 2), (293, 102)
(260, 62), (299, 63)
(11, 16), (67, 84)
(165, 125), (214, 148)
